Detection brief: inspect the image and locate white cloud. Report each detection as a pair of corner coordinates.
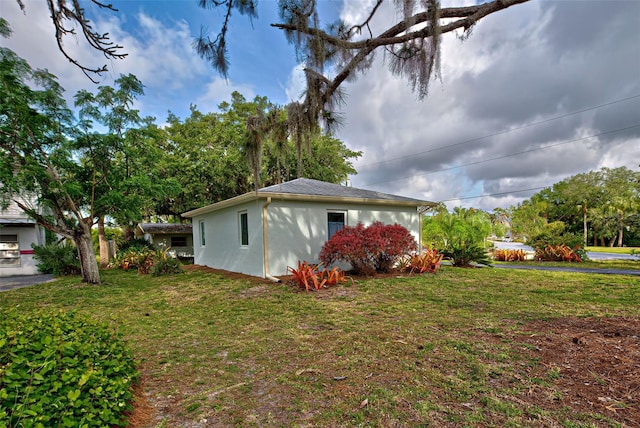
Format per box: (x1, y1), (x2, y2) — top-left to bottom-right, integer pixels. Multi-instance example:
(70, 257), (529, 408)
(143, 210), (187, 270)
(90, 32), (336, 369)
(194, 77), (256, 112)
(98, 13), (208, 90)
(2, 1), (246, 119)
(334, 0), (640, 210)
(285, 63), (306, 103)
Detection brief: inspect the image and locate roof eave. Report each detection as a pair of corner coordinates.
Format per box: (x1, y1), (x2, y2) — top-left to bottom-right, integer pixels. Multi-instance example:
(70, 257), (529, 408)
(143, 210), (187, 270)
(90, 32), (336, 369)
(181, 192), (436, 218)
(264, 193), (435, 207)
(182, 193), (258, 218)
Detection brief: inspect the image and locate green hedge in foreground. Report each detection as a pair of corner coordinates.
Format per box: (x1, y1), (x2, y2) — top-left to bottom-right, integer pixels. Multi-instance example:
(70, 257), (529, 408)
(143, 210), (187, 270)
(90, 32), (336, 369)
(0, 308), (138, 427)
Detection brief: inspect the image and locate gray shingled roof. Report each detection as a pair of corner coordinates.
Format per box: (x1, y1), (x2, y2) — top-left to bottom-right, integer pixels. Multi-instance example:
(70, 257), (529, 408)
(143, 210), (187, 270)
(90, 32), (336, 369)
(260, 178), (429, 204)
(182, 178), (434, 218)
(138, 223), (192, 234)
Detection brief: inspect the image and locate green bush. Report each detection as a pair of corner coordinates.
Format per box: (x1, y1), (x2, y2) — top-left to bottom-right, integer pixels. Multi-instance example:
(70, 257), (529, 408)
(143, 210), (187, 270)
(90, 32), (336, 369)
(32, 242), (81, 276)
(442, 244), (493, 267)
(0, 308), (138, 427)
(118, 237), (155, 253)
(151, 257), (183, 276)
(111, 247), (183, 276)
(423, 208), (493, 267)
(528, 222), (587, 261)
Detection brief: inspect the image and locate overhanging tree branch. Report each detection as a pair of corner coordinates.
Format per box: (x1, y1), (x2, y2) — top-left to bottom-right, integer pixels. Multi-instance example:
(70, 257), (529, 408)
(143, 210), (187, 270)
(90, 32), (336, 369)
(14, 0), (127, 83)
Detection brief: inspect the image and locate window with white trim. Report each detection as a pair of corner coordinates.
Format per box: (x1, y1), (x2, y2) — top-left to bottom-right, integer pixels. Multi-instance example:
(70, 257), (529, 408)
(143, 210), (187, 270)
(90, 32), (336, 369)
(239, 211), (249, 246)
(0, 234), (20, 267)
(327, 211), (346, 239)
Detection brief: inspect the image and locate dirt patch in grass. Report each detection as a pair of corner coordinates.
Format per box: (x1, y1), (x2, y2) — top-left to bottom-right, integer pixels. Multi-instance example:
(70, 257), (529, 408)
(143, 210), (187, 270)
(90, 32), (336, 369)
(483, 316), (640, 426)
(183, 264), (276, 284)
(128, 315), (639, 427)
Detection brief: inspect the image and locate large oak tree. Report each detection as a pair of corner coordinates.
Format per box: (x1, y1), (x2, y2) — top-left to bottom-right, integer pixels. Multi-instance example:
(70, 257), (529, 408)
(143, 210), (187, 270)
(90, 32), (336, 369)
(0, 46), (103, 283)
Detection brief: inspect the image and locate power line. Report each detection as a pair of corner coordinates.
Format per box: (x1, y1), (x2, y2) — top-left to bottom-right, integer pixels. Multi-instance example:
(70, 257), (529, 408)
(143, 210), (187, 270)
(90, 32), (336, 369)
(439, 186), (549, 203)
(362, 123), (640, 187)
(356, 94), (640, 169)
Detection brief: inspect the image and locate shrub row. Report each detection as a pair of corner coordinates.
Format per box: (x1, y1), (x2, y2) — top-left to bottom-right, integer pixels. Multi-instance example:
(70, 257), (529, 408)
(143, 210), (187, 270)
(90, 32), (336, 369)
(110, 247), (182, 276)
(494, 248), (527, 262)
(0, 308), (138, 427)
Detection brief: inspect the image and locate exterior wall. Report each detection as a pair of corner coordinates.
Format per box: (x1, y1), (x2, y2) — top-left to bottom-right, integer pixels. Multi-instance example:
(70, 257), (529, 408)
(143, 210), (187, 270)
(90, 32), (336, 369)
(265, 199), (422, 277)
(193, 197), (421, 279)
(0, 225), (45, 277)
(192, 200), (265, 277)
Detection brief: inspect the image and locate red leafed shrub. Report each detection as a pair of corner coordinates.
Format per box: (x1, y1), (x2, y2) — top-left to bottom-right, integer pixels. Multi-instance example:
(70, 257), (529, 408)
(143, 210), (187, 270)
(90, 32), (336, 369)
(319, 222), (417, 275)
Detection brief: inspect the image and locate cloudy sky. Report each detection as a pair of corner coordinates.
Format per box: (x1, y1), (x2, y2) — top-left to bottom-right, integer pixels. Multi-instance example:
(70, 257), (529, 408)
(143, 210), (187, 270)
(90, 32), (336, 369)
(2, 0), (639, 211)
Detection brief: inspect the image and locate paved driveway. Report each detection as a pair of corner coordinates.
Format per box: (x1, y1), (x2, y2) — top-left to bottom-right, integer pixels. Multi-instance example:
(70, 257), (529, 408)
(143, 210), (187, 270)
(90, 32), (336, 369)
(0, 274), (55, 292)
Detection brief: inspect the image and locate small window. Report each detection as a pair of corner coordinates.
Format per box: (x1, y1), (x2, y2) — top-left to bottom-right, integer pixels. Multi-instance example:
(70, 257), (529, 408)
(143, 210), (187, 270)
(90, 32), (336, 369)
(328, 212), (345, 239)
(239, 211), (249, 246)
(199, 221), (206, 246)
(171, 236), (187, 247)
(0, 234), (20, 267)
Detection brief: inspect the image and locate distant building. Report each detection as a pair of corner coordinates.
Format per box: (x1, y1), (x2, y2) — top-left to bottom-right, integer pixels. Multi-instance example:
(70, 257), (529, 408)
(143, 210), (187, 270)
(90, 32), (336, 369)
(135, 223), (193, 260)
(0, 197), (47, 277)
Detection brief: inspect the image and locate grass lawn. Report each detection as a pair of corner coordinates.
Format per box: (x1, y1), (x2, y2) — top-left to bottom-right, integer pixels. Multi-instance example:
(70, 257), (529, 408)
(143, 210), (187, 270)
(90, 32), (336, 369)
(493, 259), (640, 271)
(586, 246), (639, 255)
(1, 265), (638, 427)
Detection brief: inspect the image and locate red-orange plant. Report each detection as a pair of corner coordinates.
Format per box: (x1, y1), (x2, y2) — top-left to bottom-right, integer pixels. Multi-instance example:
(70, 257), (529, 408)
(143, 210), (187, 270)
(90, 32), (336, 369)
(400, 249), (443, 274)
(534, 245), (582, 262)
(494, 249), (527, 262)
(287, 262), (351, 291)
(287, 261), (324, 291)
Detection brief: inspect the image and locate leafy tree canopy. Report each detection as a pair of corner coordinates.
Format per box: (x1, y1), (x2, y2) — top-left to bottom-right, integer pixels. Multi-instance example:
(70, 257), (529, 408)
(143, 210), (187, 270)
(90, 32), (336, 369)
(510, 167), (640, 247)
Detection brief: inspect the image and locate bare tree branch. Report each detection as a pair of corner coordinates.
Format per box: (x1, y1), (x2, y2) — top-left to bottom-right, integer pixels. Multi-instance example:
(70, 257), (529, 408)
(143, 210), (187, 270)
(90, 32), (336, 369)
(20, 0), (128, 83)
(273, 0), (530, 126)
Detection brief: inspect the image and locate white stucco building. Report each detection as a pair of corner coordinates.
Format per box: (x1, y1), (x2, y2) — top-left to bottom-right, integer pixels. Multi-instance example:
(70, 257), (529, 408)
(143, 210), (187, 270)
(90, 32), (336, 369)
(182, 178), (435, 279)
(0, 197), (47, 277)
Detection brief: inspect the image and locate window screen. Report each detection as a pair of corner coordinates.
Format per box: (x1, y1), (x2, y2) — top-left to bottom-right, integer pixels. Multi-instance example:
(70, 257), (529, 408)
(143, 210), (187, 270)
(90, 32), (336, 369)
(171, 236), (187, 247)
(199, 221), (206, 246)
(240, 212), (249, 246)
(327, 212), (345, 239)
(0, 234), (20, 267)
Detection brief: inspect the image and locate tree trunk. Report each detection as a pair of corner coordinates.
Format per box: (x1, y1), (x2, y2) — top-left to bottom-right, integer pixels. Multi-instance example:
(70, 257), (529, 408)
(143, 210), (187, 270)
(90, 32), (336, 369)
(98, 216), (109, 268)
(296, 141), (303, 178)
(124, 226), (135, 242)
(617, 211), (624, 247)
(582, 206), (588, 247)
(75, 228), (101, 284)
